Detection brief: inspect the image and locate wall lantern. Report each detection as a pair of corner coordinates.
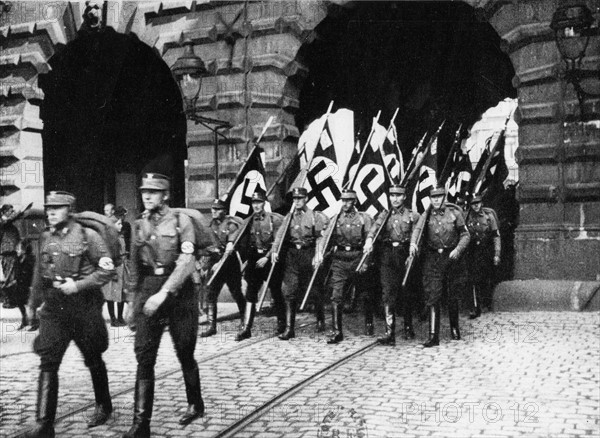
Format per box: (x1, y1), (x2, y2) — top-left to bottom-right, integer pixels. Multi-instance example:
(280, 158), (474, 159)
(171, 39), (231, 198)
(550, 3), (600, 120)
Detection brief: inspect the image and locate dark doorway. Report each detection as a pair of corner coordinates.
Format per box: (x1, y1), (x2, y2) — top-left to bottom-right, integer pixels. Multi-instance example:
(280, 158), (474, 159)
(40, 27), (187, 214)
(296, 1), (516, 153)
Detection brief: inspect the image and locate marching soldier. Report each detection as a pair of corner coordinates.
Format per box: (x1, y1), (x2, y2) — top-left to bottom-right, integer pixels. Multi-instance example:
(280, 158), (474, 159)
(410, 187), (470, 348)
(325, 189), (372, 344)
(271, 187), (328, 340)
(123, 173), (203, 438)
(465, 195), (501, 318)
(24, 192), (114, 437)
(235, 192), (285, 340)
(200, 199), (245, 338)
(363, 185), (419, 345)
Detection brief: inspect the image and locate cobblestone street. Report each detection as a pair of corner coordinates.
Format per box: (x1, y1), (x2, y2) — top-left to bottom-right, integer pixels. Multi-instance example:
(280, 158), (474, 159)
(1, 308), (598, 438)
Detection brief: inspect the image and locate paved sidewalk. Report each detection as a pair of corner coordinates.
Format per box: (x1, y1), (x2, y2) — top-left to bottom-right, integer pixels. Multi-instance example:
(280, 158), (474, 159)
(1, 309), (598, 438)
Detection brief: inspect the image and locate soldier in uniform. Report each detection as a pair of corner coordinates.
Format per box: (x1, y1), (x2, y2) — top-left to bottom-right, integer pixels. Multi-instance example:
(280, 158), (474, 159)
(363, 185), (419, 345)
(200, 199), (245, 338)
(123, 173), (203, 438)
(271, 187), (328, 340)
(465, 195), (501, 318)
(235, 191), (285, 341)
(325, 189), (372, 344)
(410, 187), (470, 348)
(24, 191), (115, 437)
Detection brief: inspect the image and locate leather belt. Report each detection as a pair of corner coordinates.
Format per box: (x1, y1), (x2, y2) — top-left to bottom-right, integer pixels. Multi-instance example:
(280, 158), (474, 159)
(141, 266), (174, 277)
(292, 243), (313, 250)
(338, 245), (361, 252)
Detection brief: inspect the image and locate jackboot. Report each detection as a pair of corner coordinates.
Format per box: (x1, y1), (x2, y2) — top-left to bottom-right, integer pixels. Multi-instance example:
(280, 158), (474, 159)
(22, 371), (58, 438)
(364, 301), (374, 336)
(422, 305), (440, 348)
(200, 303), (217, 337)
(469, 285), (481, 319)
(403, 301), (415, 340)
(278, 301), (296, 340)
(377, 305), (395, 346)
(315, 300), (326, 333)
(87, 362), (113, 427)
(179, 366), (204, 425)
(235, 302), (255, 341)
(327, 303), (344, 344)
(449, 301), (461, 340)
(122, 379), (154, 438)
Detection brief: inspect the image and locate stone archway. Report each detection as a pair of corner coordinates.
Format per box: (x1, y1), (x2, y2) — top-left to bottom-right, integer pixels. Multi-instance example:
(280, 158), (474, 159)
(39, 25), (187, 213)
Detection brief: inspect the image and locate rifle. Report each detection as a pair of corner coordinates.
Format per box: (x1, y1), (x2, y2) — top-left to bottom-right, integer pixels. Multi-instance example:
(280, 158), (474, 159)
(299, 212), (338, 311)
(256, 206), (293, 311)
(205, 215), (251, 288)
(402, 206), (431, 288)
(354, 209), (391, 273)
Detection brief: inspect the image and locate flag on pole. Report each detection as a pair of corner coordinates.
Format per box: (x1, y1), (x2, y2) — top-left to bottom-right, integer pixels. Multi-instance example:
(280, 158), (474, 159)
(350, 121), (391, 218)
(411, 131), (439, 214)
(446, 145), (473, 203)
(381, 123), (404, 184)
(225, 145), (270, 219)
(471, 130), (508, 196)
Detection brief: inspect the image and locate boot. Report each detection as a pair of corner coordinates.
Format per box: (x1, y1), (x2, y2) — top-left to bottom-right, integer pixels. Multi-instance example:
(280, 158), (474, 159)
(377, 305), (395, 346)
(87, 362), (113, 427)
(123, 379), (154, 438)
(449, 301), (461, 340)
(179, 366), (204, 425)
(200, 303), (217, 337)
(315, 300), (325, 333)
(235, 302), (255, 341)
(469, 285), (481, 319)
(327, 303), (344, 344)
(22, 371), (58, 438)
(423, 305), (440, 348)
(28, 316), (39, 331)
(364, 302), (374, 336)
(403, 301), (415, 340)
(278, 301), (296, 340)
(18, 307), (28, 330)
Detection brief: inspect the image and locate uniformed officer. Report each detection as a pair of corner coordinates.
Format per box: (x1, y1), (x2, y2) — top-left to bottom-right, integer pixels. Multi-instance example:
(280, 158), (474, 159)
(24, 191), (115, 437)
(235, 192), (285, 341)
(325, 189), (372, 344)
(363, 185), (419, 345)
(465, 195), (501, 318)
(123, 173), (203, 438)
(410, 187), (470, 347)
(200, 199), (245, 338)
(271, 187), (328, 340)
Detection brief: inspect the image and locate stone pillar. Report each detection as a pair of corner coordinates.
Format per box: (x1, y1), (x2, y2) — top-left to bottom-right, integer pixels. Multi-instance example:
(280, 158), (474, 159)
(495, 0), (600, 280)
(0, 2), (76, 209)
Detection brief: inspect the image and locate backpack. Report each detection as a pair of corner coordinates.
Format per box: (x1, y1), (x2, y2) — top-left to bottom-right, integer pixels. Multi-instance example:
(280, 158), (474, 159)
(73, 211), (121, 266)
(171, 208), (216, 252)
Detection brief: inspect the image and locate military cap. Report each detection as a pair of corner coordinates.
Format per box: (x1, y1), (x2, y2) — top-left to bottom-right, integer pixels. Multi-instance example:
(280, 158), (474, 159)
(430, 187), (446, 197)
(211, 199), (226, 209)
(251, 191), (267, 202)
(139, 173), (170, 191)
(44, 191), (76, 207)
(470, 195), (483, 204)
(291, 187), (308, 198)
(341, 189), (357, 200)
(389, 185), (406, 195)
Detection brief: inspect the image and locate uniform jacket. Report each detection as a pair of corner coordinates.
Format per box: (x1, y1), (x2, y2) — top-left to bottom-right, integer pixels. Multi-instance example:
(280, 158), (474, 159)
(272, 207), (328, 250)
(466, 207), (501, 258)
(368, 206), (419, 243)
(208, 215), (243, 251)
(411, 203), (470, 255)
(328, 208), (372, 249)
(128, 205), (196, 299)
(243, 211), (284, 258)
(29, 219), (114, 309)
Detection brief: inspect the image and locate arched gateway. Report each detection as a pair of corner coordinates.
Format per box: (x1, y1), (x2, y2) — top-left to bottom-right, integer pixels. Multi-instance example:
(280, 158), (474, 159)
(0, 0), (598, 280)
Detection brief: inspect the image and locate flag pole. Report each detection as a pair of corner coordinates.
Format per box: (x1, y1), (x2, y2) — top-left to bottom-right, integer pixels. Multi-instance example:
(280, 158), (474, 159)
(401, 120), (445, 187)
(439, 124), (463, 185)
(256, 101), (334, 312)
(378, 108), (400, 184)
(344, 110), (382, 190)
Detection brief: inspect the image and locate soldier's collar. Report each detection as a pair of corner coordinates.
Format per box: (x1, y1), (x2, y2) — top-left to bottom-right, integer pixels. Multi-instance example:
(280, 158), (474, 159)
(392, 205), (405, 214)
(471, 209), (484, 216)
(343, 207), (357, 216)
(254, 212), (266, 220)
(294, 206), (307, 214)
(433, 205), (446, 214)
